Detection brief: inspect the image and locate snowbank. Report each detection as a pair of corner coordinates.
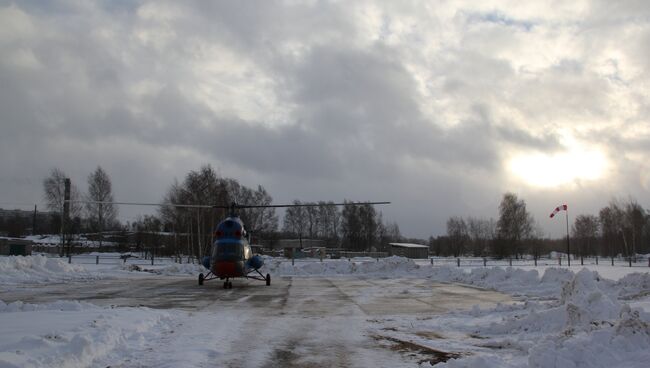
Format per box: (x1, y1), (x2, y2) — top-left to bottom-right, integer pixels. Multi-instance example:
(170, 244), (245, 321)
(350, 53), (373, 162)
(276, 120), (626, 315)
(263, 256), (419, 276)
(149, 263), (206, 276)
(265, 257), (650, 301)
(432, 269), (650, 367)
(271, 258), (650, 366)
(0, 299), (171, 368)
(4, 255), (647, 304)
(0, 255), (97, 285)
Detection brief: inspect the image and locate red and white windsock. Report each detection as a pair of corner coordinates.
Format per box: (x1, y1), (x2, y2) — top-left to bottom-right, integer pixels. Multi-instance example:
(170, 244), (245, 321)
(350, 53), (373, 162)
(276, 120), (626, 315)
(549, 204), (568, 218)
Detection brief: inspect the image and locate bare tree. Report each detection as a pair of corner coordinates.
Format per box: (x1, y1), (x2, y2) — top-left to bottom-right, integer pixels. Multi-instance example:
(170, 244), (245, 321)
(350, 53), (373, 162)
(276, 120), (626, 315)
(467, 217), (495, 256)
(86, 166), (118, 248)
(305, 205), (319, 239)
(624, 199), (645, 259)
(341, 201), (362, 250)
(496, 193), (533, 258)
(159, 166), (277, 258)
(447, 216), (468, 257)
(237, 185), (278, 235)
(599, 204), (620, 257)
(572, 214), (600, 256)
(317, 201), (341, 241)
(375, 217), (401, 252)
(43, 168), (83, 218)
(283, 200), (308, 239)
(43, 168), (83, 251)
(340, 202), (378, 251)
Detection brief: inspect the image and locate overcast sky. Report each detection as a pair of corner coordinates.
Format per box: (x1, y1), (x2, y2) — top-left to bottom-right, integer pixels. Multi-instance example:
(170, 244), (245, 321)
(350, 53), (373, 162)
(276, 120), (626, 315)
(1, 1), (649, 238)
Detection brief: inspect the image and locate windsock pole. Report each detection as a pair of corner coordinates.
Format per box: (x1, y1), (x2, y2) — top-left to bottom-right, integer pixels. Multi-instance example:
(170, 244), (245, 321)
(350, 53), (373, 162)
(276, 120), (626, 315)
(565, 207), (570, 267)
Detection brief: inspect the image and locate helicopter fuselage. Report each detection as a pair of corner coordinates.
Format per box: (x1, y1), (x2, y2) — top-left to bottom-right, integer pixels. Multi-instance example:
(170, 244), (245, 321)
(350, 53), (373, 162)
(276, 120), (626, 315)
(208, 216), (262, 279)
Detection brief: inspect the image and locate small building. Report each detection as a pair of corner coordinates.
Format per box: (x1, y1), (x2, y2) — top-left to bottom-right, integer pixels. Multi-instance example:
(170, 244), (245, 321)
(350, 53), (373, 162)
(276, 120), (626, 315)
(389, 242), (429, 259)
(276, 239), (325, 259)
(0, 237), (33, 256)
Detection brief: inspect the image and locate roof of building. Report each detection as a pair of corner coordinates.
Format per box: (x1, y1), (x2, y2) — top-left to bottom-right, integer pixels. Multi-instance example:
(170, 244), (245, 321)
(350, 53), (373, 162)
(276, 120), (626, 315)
(389, 242), (429, 249)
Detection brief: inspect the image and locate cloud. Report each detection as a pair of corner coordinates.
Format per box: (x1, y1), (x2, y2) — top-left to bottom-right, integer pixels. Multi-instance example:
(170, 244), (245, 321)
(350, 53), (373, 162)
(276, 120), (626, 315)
(1, 1), (649, 237)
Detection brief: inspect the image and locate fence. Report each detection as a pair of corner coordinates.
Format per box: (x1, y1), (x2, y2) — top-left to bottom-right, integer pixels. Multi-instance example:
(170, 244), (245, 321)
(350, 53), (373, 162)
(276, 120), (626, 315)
(45, 252), (650, 269)
(273, 254), (650, 269)
(46, 253), (200, 266)
(425, 255), (650, 268)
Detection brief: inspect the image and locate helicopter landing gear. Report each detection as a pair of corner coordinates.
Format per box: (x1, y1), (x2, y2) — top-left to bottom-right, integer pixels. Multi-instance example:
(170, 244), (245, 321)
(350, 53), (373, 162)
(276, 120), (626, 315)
(266, 273), (271, 286)
(223, 280), (232, 289)
(198, 273), (204, 286)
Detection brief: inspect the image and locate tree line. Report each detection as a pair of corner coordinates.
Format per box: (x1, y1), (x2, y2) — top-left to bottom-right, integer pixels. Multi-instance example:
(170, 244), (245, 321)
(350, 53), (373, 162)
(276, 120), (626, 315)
(15, 164), (401, 258)
(281, 200), (401, 252)
(434, 192), (650, 258)
(14, 168), (645, 259)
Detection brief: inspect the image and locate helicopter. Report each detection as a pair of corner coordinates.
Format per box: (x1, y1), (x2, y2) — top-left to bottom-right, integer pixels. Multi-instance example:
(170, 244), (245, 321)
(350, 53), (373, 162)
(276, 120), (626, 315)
(197, 201), (390, 289)
(65, 199), (390, 289)
(198, 204), (268, 289)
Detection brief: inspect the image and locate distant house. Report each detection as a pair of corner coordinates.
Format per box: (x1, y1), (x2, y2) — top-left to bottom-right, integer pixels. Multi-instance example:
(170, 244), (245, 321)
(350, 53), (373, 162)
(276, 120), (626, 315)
(389, 243), (429, 259)
(275, 239), (326, 259)
(0, 237), (33, 256)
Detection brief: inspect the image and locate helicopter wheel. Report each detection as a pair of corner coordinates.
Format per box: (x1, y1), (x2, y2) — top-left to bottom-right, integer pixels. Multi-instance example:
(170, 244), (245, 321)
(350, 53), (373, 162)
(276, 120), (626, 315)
(266, 273), (271, 286)
(223, 281), (228, 289)
(228, 281), (233, 289)
(198, 273), (204, 286)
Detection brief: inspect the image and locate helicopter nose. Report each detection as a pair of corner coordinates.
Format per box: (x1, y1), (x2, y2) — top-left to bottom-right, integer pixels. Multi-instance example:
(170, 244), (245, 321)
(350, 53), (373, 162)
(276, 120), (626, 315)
(215, 261), (238, 276)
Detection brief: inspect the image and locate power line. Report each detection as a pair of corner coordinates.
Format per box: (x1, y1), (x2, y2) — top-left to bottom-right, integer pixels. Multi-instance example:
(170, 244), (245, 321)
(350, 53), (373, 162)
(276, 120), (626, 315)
(0, 201), (47, 207)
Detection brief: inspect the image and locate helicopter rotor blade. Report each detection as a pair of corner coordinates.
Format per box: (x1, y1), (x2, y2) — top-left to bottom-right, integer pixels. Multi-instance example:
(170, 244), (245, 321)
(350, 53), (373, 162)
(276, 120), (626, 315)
(65, 200), (390, 210)
(65, 200), (214, 209)
(218, 201), (391, 209)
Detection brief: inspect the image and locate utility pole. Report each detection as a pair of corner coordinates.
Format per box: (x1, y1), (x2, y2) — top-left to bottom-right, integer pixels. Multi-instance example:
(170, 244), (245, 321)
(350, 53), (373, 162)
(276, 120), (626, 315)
(32, 205), (37, 235)
(64, 178), (71, 256)
(99, 202), (103, 250)
(59, 178), (70, 257)
(566, 207), (570, 267)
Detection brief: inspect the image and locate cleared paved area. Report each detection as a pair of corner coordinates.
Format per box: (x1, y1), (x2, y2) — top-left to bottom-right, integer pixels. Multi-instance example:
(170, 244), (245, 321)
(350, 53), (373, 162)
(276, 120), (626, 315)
(0, 276), (511, 315)
(1, 276), (513, 367)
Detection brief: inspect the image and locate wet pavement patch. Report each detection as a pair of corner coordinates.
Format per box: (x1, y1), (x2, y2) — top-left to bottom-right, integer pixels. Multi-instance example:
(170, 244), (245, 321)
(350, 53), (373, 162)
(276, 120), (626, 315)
(372, 334), (464, 365)
(415, 331), (445, 339)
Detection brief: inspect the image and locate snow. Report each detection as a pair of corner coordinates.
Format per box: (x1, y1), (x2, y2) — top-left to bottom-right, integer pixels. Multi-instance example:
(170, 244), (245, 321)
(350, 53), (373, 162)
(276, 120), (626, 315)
(0, 255), (211, 288)
(263, 255), (420, 276)
(1, 254), (649, 367)
(148, 262), (206, 275)
(0, 255), (97, 285)
(0, 300), (170, 368)
(265, 257), (649, 300)
(264, 257), (650, 366)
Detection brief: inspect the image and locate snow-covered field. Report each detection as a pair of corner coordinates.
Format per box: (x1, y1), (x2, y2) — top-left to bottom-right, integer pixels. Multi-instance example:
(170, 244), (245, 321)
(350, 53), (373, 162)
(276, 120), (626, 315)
(1, 255), (649, 367)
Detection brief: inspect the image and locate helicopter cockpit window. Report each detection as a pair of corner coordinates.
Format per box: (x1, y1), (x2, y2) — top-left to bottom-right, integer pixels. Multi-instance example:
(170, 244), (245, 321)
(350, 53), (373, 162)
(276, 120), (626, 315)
(216, 243), (242, 258)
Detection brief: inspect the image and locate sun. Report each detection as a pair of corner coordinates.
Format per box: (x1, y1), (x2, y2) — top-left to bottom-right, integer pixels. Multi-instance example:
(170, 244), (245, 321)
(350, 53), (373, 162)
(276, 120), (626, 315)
(508, 144), (608, 188)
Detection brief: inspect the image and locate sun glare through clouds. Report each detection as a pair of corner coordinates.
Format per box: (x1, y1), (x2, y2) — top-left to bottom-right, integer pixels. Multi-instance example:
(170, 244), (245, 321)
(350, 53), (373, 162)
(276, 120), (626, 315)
(508, 144), (608, 188)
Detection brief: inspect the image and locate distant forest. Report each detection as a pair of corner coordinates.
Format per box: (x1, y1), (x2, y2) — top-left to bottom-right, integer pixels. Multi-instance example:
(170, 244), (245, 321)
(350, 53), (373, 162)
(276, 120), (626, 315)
(431, 193), (650, 259)
(1, 165), (648, 259)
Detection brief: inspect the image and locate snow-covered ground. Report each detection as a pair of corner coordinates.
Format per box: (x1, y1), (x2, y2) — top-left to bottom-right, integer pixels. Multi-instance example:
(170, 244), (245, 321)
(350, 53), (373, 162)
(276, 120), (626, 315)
(0, 255), (649, 367)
